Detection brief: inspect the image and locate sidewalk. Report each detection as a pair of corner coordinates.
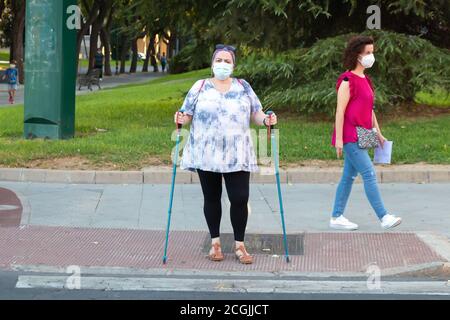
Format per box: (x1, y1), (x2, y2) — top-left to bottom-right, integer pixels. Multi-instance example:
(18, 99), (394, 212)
(0, 180), (449, 288)
(0, 70), (166, 107)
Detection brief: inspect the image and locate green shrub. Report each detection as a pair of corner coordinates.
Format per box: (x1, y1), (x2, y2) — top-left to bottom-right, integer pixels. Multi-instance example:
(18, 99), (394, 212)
(169, 51), (190, 74)
(235, 30), (450, 116)
(415, 87), (450, 107)
(170, 42), (211, 74)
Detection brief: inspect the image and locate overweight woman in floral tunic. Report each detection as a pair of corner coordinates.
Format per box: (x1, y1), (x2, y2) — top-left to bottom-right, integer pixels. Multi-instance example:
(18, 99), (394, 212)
(174, 45), (277, 264)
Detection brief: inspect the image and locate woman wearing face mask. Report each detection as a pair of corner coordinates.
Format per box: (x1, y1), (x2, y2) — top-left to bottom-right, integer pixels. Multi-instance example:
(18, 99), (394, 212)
(174, 45), (277, 264)
(330, 36), (402, 230)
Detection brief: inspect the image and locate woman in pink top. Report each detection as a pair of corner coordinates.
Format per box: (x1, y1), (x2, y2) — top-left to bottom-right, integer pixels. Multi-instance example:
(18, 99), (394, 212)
(330, 36), (402, 230)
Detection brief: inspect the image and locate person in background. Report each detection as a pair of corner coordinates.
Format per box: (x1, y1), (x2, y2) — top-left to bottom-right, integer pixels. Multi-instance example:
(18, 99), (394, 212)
(161, 52), (168, 73)
(94, 48), (104, 80)
(330, 35), (402, 231)
(3, 60), (18, 104)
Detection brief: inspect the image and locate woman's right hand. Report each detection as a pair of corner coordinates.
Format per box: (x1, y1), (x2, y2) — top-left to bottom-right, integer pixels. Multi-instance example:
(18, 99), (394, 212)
(335, 140), (344, 159)
(174, 112), (185, 125)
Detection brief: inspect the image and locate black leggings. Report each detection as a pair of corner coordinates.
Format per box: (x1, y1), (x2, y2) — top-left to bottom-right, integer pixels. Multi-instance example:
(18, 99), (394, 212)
(197, 170), (250, 242)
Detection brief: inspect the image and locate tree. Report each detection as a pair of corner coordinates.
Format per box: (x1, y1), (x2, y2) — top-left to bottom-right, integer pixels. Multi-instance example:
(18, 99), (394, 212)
(109, 0), (145, 74)
(139, 0), (172, 72)
(142, 34), (154, 72)
(100, 3), (114, 76)
(177, 0), (449, 57)
(87, 0), (113, 72)
(380, 0), (449, 48)
(77, 0), (98, 69)
(8, 0), (25, 83)
(128, 3), (145, 74)
(129, 37), (138, 73)
(0, 0), (11, 48)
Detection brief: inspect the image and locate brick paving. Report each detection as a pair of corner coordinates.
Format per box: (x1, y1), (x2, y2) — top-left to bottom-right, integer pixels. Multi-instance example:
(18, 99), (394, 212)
(0, 225), (445, 273)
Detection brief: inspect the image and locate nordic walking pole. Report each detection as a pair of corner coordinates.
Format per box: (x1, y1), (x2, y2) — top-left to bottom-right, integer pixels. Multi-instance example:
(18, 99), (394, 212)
(267, 111), (290, 263)
(163, 110), (183, 264)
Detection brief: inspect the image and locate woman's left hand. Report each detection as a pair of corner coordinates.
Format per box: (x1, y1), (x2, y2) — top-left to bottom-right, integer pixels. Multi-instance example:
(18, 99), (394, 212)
(378, 133), (387, 148)
(265, 113), (278, 126)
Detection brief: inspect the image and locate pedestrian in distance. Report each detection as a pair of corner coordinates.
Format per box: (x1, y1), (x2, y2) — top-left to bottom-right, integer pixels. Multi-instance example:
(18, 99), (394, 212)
(174, 44), (278, 264)
(94, 48), (104, 80)
(3, 60), (19, 104)
(330, 35), (402, 231)
(161, 52), (168, 72)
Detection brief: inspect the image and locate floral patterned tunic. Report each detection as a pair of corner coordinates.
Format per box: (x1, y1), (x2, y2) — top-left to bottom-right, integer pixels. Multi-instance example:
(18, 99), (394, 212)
(180, 78), (263, 173)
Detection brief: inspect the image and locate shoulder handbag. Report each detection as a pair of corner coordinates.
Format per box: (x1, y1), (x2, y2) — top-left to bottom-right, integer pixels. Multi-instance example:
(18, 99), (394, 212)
(356, 126), (379, 149)
(194, 79), (206, 104)
(186, 79), (206, 113)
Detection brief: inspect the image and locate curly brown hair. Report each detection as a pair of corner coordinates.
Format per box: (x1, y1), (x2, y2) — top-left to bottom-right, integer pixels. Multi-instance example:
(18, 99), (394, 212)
(343, 36), (374, 70)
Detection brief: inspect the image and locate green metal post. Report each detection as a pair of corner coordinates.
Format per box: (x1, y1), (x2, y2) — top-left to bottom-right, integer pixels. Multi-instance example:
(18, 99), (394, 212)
(24, 0), (77, 140)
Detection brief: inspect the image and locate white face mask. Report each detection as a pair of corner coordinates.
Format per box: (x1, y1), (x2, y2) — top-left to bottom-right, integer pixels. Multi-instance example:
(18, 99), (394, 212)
(359, 53), (375, 69)
(10, 64), (16, 69)
(213, 62), (234, 80)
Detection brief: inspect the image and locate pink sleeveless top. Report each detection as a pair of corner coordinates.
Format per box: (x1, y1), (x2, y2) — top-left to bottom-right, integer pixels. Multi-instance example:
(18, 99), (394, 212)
(331, 71), (375, 146)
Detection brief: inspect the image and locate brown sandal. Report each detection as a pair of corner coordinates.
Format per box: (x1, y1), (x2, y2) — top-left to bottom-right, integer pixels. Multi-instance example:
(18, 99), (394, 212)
(208, 243), (224, 262)
(235, 245), (253, 264)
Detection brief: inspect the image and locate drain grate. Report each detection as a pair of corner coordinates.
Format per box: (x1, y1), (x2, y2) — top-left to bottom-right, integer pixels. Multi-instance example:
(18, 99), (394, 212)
(202, 233), (304, 256)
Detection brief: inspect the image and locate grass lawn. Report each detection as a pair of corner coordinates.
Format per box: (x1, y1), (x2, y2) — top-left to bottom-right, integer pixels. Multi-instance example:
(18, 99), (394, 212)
(0, 50), (10, 70)
(0, 69), (449, 170)
(415, 88), (450, 108)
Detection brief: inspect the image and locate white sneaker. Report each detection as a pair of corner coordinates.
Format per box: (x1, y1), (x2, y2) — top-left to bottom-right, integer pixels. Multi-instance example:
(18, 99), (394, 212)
(381, 214), (402, 229)
(330, 216), (359, 230)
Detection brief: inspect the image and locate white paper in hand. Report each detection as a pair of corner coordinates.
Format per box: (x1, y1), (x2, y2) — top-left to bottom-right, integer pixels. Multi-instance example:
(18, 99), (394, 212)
(374, 141), (393, 164)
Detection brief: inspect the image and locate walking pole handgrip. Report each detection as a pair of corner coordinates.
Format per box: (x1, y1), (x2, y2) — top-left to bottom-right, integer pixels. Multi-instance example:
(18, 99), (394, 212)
(266, 111), (275, 130)
(176, 111), (183, 130)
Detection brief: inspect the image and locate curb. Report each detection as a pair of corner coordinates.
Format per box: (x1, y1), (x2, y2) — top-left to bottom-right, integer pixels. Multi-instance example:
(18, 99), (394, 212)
(0, 166), (449, 184)
(14, 276), (450, 295)
(10, 262), (448, 279)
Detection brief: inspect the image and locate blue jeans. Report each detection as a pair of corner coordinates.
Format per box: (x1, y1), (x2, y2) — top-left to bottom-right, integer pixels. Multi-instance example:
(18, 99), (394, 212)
(332, 143), (387, 220)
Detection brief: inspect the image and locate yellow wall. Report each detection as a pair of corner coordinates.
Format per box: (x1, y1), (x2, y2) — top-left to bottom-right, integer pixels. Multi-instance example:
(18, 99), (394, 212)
(137, 35), (169, 58)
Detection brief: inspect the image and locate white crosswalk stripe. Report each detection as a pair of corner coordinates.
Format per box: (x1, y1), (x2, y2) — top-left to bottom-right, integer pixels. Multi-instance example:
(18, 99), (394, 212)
(0, 205), (19, 211)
